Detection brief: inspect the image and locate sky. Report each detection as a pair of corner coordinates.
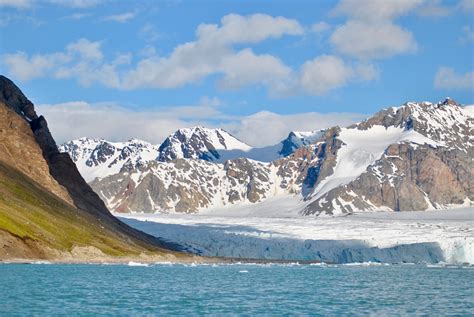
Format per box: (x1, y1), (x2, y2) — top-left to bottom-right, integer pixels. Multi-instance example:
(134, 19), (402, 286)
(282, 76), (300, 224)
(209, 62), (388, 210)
(0, 0), (473, 146)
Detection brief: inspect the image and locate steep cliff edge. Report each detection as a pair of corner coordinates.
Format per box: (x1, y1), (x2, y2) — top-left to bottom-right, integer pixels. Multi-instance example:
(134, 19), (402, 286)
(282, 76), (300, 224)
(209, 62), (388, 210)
(0, 75), (186, 261)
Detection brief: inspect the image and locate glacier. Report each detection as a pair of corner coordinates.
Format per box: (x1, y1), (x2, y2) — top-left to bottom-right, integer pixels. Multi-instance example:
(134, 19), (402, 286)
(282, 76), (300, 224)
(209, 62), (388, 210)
(118, 206), (474, 265)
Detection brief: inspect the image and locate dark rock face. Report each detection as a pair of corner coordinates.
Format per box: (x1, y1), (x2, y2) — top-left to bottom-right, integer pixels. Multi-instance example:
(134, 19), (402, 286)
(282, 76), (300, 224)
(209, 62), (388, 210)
(0, 76), (37, 121)
(0, 75), (173, 249)
(0, 75), (110, 216)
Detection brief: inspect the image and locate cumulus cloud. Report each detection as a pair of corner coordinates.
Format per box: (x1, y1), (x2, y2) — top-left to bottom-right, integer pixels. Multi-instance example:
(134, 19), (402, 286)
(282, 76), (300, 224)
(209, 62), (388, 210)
(37, 99), (367, 147)
(2, 14), (306, 94)
(297, 55), (378, 96)
(2, 38), (129, 87)
(434, 67), (474, 90)
(331, 0), (423, 21)
(121, 13), (303, 90)
(330, 0), (420, 60)
(2, 52), (70, 81)
(331, 21), (417, 59)
(2, 13), (379, 96)
(196, 13), (304, 45)
(299, 55), (354, 95)
(37, 98), (225, 144)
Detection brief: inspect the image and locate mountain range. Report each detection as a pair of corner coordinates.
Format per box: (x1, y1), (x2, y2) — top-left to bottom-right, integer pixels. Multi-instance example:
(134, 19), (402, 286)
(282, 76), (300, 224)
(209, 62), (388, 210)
(61, 98), (474, 215)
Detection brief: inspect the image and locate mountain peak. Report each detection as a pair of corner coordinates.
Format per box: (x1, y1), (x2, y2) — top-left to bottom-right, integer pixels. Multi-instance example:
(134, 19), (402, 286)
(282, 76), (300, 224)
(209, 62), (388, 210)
(0, 75), (38, 122)
(158, 126), (251, 162)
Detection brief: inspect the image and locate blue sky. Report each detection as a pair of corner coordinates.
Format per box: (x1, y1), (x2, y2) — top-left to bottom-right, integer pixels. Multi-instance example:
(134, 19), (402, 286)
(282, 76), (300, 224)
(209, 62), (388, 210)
(0, 0), (473, 146)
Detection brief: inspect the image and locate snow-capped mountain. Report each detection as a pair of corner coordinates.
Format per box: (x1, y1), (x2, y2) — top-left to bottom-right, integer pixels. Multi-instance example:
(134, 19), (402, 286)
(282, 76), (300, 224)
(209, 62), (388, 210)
(302, 98), (473, 215)
(59, 138), (160, 182)
(157, 126), (252, 162)
(88, 98), (473, 215)
(61, 127), (317, 183)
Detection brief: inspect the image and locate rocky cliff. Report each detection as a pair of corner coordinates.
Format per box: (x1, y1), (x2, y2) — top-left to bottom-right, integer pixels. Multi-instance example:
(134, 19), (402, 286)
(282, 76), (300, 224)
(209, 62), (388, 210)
(0, 75), (184, 261)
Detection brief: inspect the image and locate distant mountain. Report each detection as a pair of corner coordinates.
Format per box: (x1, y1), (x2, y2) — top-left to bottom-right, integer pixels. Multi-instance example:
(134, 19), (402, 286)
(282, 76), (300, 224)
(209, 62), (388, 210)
(0, 75), (182, 261)
(87, 98), (473, 215)
(59, 138), (160, 182)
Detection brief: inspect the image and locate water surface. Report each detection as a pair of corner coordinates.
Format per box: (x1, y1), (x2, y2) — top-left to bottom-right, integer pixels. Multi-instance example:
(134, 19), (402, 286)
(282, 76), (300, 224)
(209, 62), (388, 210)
(1, 263), (472, 315)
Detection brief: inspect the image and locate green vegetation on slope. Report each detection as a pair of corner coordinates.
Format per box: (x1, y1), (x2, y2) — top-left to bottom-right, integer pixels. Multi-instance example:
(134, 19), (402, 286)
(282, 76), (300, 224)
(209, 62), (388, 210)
(0, 161), (172, 258)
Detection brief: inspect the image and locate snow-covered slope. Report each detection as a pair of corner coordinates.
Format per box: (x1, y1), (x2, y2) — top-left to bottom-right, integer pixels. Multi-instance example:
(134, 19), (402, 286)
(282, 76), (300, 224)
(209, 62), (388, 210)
(157, 126), (315, 163)
(157, 126), (253, 162)
(59, 138), (160, 182)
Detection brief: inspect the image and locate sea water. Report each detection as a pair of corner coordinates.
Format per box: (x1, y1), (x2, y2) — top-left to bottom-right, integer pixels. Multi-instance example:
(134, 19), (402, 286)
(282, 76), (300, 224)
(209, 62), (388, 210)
(0, 263), (472, 315)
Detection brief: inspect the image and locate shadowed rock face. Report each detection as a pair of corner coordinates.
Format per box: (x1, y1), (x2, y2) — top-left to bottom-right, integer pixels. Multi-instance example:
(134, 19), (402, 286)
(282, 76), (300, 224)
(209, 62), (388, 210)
(0, 75), (110, 217)
(0, 75), (178, 250)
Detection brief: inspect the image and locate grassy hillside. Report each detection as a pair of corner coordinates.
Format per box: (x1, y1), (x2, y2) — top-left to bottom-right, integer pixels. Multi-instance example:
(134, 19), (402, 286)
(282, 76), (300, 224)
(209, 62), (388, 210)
(0, 161), (182, 260)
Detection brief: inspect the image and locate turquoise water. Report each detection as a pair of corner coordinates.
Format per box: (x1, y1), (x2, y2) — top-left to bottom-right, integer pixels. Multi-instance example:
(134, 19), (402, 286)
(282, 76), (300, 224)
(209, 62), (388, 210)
(1, 264), (473, 316)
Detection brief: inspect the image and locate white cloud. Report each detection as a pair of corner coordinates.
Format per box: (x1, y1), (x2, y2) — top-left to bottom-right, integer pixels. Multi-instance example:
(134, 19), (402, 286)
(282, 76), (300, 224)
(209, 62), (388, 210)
(37, 98), (224, 144)
(2, 52), (70, 81)
(37, 99), (367, 147)
(311, 21), (330, 33)
(299, 55), (353, 95)
(120, 13), (304, 91)
(434, 67), (474, 90)
(2, 38), (134, 90)
(297, 55), (378, 96)
(1, 13), (377, 96)
(331, 0), (423, 21)
(330, 21), (417, 59)
(66, 38), (103, 60)
(329, 0), (420, 60)
(0, 0), (31, 8)
(218, 48), (291, 90)
(102, 11), (137, 23)
(196, 13), (304, 45)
